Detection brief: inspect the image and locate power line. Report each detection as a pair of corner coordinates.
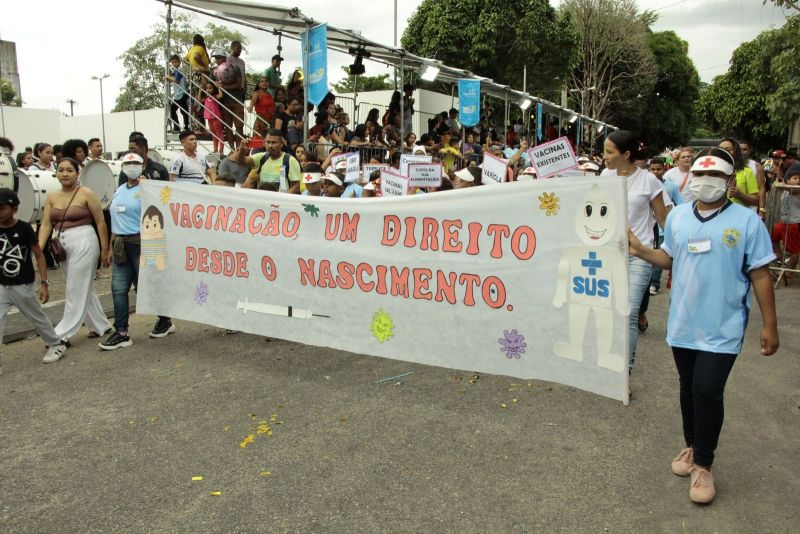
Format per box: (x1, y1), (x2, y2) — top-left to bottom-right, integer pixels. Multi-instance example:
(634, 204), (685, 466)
(652, 0), (688, 12)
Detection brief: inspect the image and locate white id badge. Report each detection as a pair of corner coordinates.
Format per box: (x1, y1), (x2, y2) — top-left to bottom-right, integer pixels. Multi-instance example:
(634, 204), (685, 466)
(279, 167), (288, 192)
(688, 238), (711, 254)
(115, 204), (127, 213)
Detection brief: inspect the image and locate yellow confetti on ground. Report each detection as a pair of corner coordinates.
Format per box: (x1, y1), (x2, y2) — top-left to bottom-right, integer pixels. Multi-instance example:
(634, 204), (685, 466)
(192, 476), (203, 481)
(256, 424), (270, 435)
(512, 398), (518, 403)
(239, 434), (255, 448)
(260, 471), (271, 477)
(270, 415), (278, 422)
(267, 430), (273, 436)
(500, 403), (508, 409)
(209, 491), (222, 496)
(249, 414), (257, 419)
(223, 426), (230, 432)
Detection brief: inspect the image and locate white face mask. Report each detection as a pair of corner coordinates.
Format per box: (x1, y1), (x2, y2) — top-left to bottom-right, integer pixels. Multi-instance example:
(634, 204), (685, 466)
(123, 165), (143, 179)
(689, 175), (728, 203)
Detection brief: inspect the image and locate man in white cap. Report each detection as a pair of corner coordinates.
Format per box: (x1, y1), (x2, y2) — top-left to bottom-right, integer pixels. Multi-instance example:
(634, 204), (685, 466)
(301, 172), (322, 196)
(453, 166), (481, 189)
(322, 174), (345, 197)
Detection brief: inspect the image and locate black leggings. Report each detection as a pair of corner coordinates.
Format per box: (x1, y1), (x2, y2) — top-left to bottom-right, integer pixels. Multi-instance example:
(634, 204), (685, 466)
(672, 347), (737, 467)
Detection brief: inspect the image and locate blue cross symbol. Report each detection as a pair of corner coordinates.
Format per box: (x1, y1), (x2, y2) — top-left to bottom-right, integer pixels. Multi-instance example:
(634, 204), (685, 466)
(581, 252), (602, 275)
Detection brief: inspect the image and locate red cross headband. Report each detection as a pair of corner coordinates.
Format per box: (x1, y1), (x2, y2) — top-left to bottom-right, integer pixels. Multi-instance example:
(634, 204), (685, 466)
(689, 155), (733, 176)
(303, 172), (321, 184)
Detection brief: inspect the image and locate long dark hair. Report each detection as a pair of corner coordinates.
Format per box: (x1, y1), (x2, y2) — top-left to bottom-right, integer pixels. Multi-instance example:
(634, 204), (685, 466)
(719, 137), (745, 172)
(192, 34), (207, 51)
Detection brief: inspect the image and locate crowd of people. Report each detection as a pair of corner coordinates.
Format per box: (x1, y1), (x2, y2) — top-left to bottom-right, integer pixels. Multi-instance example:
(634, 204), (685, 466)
(1, 34), (798, 507)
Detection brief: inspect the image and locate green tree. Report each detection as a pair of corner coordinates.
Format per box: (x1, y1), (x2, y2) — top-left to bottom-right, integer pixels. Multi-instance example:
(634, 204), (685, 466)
(0, 79), (20, 106)
(633, 31), (700, 151)
(401, 0), (579, 96)
(763, 0), (800, 13)
(331, 66), (393, 93)
(113, 12), (247, 112)
(697, 18), (798, 150)
(561, 0), (657, 133)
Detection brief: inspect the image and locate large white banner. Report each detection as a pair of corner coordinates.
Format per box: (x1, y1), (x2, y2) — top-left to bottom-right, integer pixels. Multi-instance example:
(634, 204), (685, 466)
(138, 177), (630, 403)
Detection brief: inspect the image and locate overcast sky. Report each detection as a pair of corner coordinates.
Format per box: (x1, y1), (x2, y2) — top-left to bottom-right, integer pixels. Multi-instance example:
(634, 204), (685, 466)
(0, 0), (791, 116)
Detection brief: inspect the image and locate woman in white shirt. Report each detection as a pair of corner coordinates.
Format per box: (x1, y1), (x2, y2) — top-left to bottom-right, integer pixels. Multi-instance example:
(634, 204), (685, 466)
(663, 147), (695, 203)
(603, 131), (668, 382)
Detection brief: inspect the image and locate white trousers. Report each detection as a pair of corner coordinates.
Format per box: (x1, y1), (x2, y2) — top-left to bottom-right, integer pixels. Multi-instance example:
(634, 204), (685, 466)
(54, 225), (111, 339)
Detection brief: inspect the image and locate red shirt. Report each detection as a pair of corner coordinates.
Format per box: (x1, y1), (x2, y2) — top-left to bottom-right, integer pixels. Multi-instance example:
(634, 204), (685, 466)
(252, 91), (275, 119)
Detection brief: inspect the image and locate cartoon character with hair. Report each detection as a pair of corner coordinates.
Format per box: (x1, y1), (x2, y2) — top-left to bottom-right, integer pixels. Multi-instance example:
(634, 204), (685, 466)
(552, 184), (628, 371)
(141, 206), (167, 271)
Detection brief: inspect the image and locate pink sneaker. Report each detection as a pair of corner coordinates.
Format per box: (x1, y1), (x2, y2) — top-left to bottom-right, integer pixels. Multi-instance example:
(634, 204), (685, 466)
(671, 447), (693, 477)
(688, 466), (715, 504)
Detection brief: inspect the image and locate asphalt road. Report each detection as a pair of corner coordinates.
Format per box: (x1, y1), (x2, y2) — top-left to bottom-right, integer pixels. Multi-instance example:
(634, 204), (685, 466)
(0, 278), (798, 533)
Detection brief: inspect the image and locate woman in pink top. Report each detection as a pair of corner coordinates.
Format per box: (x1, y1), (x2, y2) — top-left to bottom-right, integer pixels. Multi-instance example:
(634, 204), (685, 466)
(38, 158), (111, 350)
(204, 82), (225, 154)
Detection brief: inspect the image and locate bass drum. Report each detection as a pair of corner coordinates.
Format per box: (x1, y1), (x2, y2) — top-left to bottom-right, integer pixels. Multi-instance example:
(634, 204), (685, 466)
(81, 159), (117, 209)
(0, 153), (17, 190)
(17, 169), (61, 223)
(149, 149), (183, 172)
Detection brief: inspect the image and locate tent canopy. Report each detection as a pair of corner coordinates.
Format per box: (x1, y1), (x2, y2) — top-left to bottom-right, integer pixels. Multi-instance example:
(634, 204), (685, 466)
(158, 0), (616, 130)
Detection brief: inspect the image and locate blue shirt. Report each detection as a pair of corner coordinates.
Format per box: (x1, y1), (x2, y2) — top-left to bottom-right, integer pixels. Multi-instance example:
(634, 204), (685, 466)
(110, 184), (142, 235)
(341, 183), (363, 198)
(172, 68), (187, 100)
(661, 201), (775, 354)
(662, 179), (681, 208)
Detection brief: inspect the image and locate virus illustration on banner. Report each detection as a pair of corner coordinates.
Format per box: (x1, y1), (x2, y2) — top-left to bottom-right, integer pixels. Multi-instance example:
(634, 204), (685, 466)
(538, 192), (560, 216)
(370, 309), (395, 343)
(301, 203), (320, 217)
(194, 281), (209, 305)
(498, 329), (527, 359)
(160, 186), (172, 205)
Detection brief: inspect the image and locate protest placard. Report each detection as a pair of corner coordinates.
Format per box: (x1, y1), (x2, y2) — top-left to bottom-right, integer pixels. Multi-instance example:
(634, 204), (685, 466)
(139, 176), (631, 403)
(408, 163), (443, 188)
(527, 136), (579, 179)
(481, 152), (508, 185)
(379, 169), (410, 196)
(363, 163), (389, 184)
(331, 152), (360, 183)
(399, 154), (432, 177)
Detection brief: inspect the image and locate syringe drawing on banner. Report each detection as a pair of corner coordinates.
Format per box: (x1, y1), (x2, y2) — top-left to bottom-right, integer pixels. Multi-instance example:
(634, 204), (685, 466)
(236, 298), (330, 319)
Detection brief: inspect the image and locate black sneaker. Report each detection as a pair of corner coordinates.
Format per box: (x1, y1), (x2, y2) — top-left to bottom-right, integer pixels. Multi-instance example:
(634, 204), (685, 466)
(149, 318), (176, 338)
(99, 331), (133, 351)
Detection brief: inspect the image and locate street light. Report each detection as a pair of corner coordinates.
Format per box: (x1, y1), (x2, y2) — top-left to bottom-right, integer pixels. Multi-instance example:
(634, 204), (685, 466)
(91, 74), (110, 153)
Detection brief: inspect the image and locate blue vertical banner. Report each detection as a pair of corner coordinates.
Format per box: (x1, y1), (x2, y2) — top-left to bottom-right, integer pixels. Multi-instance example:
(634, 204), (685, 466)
(302, 24), (328, 106)
(536, 103), (543, 142)
(458, 79), (480, 127)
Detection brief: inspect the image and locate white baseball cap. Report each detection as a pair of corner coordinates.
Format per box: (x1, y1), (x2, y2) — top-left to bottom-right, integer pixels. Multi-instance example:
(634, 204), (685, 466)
(322, 173), (343, 186)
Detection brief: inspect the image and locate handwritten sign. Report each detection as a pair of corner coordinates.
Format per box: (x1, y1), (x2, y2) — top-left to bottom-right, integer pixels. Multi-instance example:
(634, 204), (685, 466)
(380, 169), (410, 196)
(408, 163), (443, 188)
(527, 136), (578, 179)
(363, 163), (389, 184)
(332, 152), (361, 183)
(400, 154), (432, 177)
(481, 152), (508, 185)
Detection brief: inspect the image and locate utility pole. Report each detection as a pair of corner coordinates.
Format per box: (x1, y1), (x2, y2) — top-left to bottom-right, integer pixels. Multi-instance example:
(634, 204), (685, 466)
(66, 99), (77, 117)
(91, 74), (110, 150)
